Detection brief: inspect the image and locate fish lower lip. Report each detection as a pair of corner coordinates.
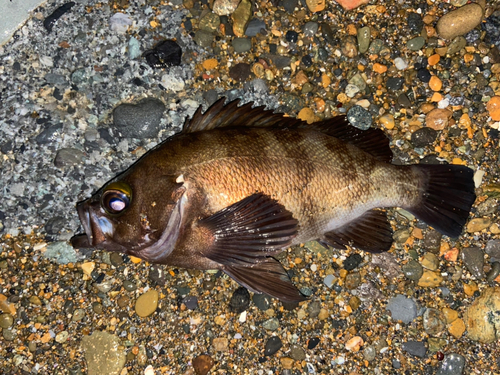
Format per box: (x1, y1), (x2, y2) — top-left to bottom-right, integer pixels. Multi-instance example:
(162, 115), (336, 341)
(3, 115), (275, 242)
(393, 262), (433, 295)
(76, 201), (93, 246)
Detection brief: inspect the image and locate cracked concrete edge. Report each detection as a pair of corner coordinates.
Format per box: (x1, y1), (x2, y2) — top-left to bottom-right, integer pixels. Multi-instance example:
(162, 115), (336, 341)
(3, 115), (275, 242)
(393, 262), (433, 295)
(0, 0), (48, 46)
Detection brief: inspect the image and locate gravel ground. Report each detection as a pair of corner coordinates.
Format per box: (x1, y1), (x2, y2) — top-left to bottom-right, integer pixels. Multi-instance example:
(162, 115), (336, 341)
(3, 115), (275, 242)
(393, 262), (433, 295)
(1, 0), (500, 374)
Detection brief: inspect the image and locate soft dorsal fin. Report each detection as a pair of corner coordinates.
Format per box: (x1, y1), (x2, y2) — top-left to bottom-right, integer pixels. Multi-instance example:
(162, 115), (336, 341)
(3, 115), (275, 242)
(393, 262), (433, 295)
(182, 98), (304, 133)
(311, 116), (393, 163)
(184, 98), (393, 163)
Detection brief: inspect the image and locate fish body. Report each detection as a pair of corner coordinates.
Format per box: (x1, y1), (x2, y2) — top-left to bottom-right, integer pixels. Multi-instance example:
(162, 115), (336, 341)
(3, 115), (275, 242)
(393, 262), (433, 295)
(72, 99), (476, 301)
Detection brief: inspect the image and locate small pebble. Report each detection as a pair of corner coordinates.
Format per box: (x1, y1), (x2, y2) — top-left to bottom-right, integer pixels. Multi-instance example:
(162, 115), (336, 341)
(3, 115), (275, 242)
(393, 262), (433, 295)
(229, 287), (250, 313)
(135, 289), (159, 317)
(347, 106), (372, 130)
(436, 3), (484, 40)
(461, 247), (485, 279)
(423, 308), (446, 336)
(386, 295), (418, 324)
(192, 354), (214, 375)
(418, 270), (444, 287)
(402, 340), (427, 358)
(264, 336), (282, 356)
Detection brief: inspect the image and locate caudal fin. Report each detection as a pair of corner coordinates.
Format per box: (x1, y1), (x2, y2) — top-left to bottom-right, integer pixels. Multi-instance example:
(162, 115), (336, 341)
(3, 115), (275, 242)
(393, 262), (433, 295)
(408, 164), (476, 238)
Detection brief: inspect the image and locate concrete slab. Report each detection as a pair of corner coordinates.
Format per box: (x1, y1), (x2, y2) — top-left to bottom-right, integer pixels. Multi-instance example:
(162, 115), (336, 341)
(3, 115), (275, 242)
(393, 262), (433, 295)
(0, 0), (47, 46)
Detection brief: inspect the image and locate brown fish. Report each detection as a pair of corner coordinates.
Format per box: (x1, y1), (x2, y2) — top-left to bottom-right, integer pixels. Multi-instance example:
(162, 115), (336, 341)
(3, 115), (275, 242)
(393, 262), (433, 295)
(71, 98), (476, 302)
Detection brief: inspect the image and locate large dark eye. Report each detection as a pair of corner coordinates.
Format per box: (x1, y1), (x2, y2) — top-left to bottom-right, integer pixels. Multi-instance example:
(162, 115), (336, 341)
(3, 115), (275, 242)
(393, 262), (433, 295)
(101, 182), (132, 215)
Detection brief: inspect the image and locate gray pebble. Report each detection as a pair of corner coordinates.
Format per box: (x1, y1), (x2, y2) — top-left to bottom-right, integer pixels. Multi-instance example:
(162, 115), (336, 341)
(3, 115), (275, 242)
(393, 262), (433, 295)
(44, 73), (67, 85)
(252, 293), (271, 310)
(447, 36), (467, 55)
(402, 340), (427, 358)
(424, 229), (442, 254)
(232, 38), (252, 53)
(271, 55), (291, 69)
(307, 301), (321, 318)
(357, 26), (370, 54)
(281, 0), (298, 13)
(436, 353), (466, 375)
(363, 345), (376, 362)
(347, 106), (372, 130)
(112, 98), (165, 139)
(148, 265), (166, 286)
(262, 318), (280, 331)
(245, 18), (266, 37)
(36, 123), (63, 144)
(45, 216), (66, 235)
(386, 77), (404, 91)
(367, 39), (384, 54)
(476, 198), (499, 216)
(123, 280), (137, 292)
(303, 22), (319, 38)
(289, 344), (306, 361)
(486, 262), (500, 283)
(182, 296), (198, 310)
(54, 148), (85, 168)
(323, 274), (336, 288)
(461, 247), (485, 279)
(194, 30), (214, 48)
(3, 328), (16, 341)
(43, 241), (80, 264)
(402, 260), (423, 281)
(485, 239), (500, 261)
(110, 252), (124, 267)
(386, 294), (417, 324)
(423, 308), (446, 336)
(407, 36), (425, 51)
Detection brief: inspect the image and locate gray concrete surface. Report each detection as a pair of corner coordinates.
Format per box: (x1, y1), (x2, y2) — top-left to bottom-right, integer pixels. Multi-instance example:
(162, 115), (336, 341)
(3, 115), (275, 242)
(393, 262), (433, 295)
(0, 0), (47, 46)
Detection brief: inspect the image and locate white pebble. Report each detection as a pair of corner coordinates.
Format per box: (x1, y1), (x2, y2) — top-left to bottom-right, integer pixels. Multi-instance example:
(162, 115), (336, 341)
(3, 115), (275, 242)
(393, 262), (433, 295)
(144, 365), (155, 375)
(394, 57), (408, 70)
(437, 98), (450, 109)
(345, 84), (360, 98)
(239, 311), (247, 323)
(109, 13), (132, 34)
(310, 264), (317, 272)
(161, 73), (185, 92)
(474, 169), (485, 188)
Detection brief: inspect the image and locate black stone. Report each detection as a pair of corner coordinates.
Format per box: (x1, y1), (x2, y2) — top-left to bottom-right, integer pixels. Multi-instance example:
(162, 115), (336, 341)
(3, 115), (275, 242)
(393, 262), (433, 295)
(148, 265), (166, 286)
(229, 63), (252, 82)
(411, 127), (437, 147)
(386, 77), (404, 91)
(417, 68), (431, 83)
(182, 296), (199, 310)
(264, 336), (282, 356)
(407, 12), (424, 34)
(301, 54), (313, 68)
(402, 340), (427, 358)
(53, 87), (63, 100)
(343, 253), (362, 271)
(44, 216), (66, 235)
(307, 337), (320, 349)
(229, 287), (251, 313)
(252, 293), (271, 310)
(35, 123), (63, 144)
(281, 0), (298, 13)
(112, 98), (165, 139)
(142, 40), (182, 69)
(285, 30), (298, 43)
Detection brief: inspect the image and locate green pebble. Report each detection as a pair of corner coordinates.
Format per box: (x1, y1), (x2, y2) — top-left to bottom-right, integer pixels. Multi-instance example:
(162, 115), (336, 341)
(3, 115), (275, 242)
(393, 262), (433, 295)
(407, 36), (425, 51)
(123, 280), (137, 292)
(3, 328), (16, 341)
(402, 260), (424, 281)
(0, 314), (14, 328)
(72, 308), (85, 322)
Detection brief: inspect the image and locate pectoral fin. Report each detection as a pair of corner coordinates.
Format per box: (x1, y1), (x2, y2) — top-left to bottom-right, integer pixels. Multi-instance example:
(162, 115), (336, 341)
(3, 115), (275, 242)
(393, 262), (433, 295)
(323, 209), (393, 253)
(224, 257), (306, 302)
(198, 193), (298, 265)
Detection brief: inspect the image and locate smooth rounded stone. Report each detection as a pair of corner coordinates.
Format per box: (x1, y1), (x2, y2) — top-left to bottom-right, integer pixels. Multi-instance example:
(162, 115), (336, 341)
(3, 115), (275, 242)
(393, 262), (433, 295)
(109, 252), (124, 267)
(418, 270), (444, 287)
(72, 308), (85, 322)
(476, 198), (499, 216)
(55, 330), (69, 344)
(435, 353), (466, 375)
(285, 30), (298, 43)
(262, 318), (280, 331)
(232, 0), (252, 37)
(423, 308), (446, 336)
(232, 38), (252, 53)
(447, 36), (467, 55)
(402, 340), (427, 358)
(148, 265), (166, 286)
(0, 314), (13, 328)
(229, 63), (252, 82)
(109, 12), (132, 34)
(436, 3), (483, 40)
(347, 106), (372, 130)
(303, 21), (319, 38)
(281, 0), (298, 13)
(264, 336), (282, 356)
(112, 98), (165, 139)
(466, 218), (492, 233)
(213, 0), (240, 16)
(199, 12), (220, 33)
(54, 148), (85, 168)
(289, 344), (306, 361)
(192, 354), (215, 375)
(348, 72), (366, 91)
(363, 345), (376, 362)
(485, 239), (500, 261)
(357, 26), (370, 54)
(425, 108), (452, 131)
(81, 331), (126, 375)
(465, 287), (500, 343)
(424, 229), (442, 253)
(402, 260), (423, 281)
(245, 18), (266, 37)
(345, 84), (360, 98)
(128, 37), (141, 59)
(307, 301), (321, 318)
(182, 296), (199, 310)
(344, 272), (361, 290)
(323, 274), (336, 288)
(417, 67), (431, 83)
(411, 127), (437, 147)
(407, 36), (425, 51)
(393, 228), (410, 243)
(194, 30), (214, 48)
(229, 287), (250, 313)
(386, 294), (418, 324)
(343, 254), (362, 271)
(92, 302), (103, 314)
(461, 247), (485, 279)
(123, 280), (137, 292)
(394, 57), (408, 70)
(421, 253), (439, 271)
(408, 12), (424, 33)
(116, 295), (130, 308)
(367, 38), (384, 55)
(386, 77), (404, 91)
(3, 328), (16, 341)
(392, 359), (401, 369)
(135, 289), (159, 317)
(486, 262), (500, 283)
(397, 93), (411, 108)
(252, 293), (271, 310)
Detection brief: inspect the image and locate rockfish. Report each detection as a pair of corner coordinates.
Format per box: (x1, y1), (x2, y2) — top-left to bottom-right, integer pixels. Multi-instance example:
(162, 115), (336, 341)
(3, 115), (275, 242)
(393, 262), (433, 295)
(71, 99), (476, 302)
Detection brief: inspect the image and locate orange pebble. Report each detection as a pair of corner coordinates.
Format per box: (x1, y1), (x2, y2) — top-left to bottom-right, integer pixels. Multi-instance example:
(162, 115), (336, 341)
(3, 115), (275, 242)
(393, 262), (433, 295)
(486, 96), (500, 121)
(429, 75), (442, 91)
(372, 63), (387, 74)
(427, 54), (440, 66)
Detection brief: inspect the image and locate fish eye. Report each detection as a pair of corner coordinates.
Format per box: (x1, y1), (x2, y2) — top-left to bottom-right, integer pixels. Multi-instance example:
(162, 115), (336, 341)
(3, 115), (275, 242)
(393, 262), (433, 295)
(101, 182), (132, 215)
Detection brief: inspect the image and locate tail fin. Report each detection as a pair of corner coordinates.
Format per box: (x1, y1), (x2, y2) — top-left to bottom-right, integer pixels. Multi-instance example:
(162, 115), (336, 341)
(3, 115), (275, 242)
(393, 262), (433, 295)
(408, 164), (476, 238)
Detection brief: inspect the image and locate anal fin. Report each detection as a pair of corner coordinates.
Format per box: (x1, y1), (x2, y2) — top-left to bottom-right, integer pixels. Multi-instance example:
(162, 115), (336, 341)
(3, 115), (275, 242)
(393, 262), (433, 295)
(224, 257), (306, 302)
(323, 209), (393, 253)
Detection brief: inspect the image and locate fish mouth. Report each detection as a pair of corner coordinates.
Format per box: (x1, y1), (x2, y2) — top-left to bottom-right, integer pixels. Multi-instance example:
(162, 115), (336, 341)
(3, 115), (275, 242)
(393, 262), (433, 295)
(71, 200), (106, 249)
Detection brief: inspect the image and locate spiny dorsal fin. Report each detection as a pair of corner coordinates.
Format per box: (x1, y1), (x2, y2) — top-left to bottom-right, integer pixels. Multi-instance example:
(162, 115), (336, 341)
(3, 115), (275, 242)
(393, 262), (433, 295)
(183, 98), (393, 163)
(182, 98), (304, 133)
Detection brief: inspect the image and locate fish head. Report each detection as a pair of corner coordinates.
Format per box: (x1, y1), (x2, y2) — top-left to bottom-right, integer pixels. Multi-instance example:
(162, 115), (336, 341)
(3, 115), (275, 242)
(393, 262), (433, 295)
(72, 171), (187, 263)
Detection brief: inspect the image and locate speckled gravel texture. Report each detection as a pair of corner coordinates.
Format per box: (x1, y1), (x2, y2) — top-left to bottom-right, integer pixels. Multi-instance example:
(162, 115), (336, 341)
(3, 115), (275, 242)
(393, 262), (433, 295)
(1, 0), (500, 374)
